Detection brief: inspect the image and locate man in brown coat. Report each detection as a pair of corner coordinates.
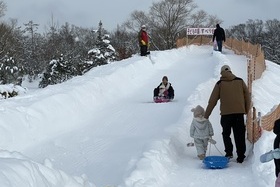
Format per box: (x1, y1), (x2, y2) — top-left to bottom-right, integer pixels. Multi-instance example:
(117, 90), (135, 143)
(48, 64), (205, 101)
(204, 65), (250, 163)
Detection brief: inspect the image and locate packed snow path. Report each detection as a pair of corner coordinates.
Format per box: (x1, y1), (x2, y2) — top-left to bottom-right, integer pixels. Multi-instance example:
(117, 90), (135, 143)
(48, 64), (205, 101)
(23, 46), (219, 186)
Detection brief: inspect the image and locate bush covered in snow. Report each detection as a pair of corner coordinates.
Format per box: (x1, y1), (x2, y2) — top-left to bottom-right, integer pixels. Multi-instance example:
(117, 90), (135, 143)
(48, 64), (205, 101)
(0, 84), (27, 99)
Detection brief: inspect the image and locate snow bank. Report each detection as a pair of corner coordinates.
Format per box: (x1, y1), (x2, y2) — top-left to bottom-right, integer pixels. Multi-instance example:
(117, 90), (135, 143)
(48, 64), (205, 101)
(252, 60), (280, 115)
(0, 46), (279, 187)
(0, 84), (27, 99)
(123, 140), (177, 187)
(0, 48), (184, 152)
(250, 60), (280, 187)
(0, 150), (94, 187)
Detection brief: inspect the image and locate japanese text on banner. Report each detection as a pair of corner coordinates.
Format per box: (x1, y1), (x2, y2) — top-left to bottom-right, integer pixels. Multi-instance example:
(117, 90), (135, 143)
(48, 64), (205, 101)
(187, 28), (215, 35)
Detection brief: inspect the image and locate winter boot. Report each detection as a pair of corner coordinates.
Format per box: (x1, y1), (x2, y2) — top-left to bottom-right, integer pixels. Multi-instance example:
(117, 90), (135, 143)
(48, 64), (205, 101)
(198, 154), (205, 160)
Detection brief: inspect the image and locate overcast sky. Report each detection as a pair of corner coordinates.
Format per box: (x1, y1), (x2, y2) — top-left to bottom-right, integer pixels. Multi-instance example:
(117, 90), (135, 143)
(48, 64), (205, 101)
(3, 0), (280, 32)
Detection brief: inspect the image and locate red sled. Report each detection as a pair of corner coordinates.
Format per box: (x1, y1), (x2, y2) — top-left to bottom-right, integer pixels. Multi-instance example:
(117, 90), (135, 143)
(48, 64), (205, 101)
(153, 97), (172, 103)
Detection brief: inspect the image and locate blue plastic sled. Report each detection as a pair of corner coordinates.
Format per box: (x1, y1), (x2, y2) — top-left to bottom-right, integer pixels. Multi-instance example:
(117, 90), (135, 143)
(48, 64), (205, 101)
(203, 156), (229, 169)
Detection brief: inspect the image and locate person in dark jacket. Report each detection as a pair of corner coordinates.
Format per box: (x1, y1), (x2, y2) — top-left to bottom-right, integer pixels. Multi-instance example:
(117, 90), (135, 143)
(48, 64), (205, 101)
(274, 119), (280, 177)
(153, 76), (174, 99)
(138, 25), (149, 56)
(204, 65), (251, 163)
(260, 119), (280, 186)
(213, 24), (226, 52)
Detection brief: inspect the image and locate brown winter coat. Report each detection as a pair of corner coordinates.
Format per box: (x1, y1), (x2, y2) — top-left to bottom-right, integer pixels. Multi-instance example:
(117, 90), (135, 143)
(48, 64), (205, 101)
(204, 71), (251, 119)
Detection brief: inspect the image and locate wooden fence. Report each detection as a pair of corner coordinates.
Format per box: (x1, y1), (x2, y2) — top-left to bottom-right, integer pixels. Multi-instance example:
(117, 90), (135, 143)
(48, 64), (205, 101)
(176, 36), (279, 143)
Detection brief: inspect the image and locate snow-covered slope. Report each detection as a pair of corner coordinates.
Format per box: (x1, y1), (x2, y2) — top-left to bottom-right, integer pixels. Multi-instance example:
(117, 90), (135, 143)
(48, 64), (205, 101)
(0, 45), (278, 187)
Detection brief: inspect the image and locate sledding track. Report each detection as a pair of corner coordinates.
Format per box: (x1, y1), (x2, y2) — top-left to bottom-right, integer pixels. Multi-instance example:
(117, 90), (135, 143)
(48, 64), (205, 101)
(18, 45), (261, 187)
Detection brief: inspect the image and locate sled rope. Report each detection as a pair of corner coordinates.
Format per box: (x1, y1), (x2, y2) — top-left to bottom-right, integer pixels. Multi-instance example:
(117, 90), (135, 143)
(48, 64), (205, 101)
(208, 141), (224, 156)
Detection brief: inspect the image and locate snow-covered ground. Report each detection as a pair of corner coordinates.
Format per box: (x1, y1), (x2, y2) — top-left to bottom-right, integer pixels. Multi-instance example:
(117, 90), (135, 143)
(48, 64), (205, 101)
(0, 45), (278, 187)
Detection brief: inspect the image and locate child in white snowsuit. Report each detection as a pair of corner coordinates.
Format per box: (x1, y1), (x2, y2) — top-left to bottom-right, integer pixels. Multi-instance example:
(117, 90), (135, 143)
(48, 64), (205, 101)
(190, 105), (214, 160)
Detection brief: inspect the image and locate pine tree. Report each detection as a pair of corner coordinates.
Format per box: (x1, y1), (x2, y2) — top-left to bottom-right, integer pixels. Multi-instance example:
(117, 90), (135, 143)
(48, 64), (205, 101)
(0, 21), (25, 85)
(39, 54), (76, 88)
(23, 21), (46, 81)
(0, 54), (23, 85)
(81, 21), (117, 74)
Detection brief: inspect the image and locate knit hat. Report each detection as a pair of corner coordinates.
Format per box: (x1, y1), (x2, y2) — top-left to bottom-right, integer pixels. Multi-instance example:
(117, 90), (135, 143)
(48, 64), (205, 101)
(141, 25), (146, 28)
(191, 105), (205, 118)
(220, 65), (231, 73)
(274, 119), (280, 135)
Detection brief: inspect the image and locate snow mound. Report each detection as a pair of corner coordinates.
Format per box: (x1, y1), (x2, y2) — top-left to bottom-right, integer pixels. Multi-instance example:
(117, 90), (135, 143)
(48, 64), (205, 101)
(0, 150), (95, 187)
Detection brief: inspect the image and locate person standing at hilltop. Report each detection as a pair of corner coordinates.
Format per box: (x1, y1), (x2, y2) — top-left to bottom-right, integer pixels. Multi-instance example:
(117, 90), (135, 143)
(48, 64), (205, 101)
(213, 24), (226, 52)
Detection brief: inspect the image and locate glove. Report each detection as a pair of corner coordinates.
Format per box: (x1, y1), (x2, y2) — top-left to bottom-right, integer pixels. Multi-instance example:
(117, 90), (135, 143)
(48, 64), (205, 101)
(208, 137), (216, 145)
(141, 40), (146, 46)
(260, 149), (280, 163)
(260, 150), (274, 163)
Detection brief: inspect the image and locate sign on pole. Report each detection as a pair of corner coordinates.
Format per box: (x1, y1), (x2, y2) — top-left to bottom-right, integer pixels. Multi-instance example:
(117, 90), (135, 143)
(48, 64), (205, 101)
(186, 28), (215, 46)
(186, 28), (215, 36)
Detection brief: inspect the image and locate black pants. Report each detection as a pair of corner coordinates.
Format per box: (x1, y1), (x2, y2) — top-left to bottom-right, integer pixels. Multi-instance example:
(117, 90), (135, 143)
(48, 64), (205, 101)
(220, 114), (246, 158)
(217, 40), (223, 52)
(274, 136), (280, 177)
(140, 45), (148, 56)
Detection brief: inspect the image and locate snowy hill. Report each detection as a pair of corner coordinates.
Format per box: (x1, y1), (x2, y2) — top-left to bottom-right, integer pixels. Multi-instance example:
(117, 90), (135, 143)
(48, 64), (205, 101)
(0, 45), (278, 187)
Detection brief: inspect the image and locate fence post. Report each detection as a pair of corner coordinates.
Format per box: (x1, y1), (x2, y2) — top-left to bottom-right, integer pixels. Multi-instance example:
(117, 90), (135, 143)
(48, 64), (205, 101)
(256, 111), (262, 142)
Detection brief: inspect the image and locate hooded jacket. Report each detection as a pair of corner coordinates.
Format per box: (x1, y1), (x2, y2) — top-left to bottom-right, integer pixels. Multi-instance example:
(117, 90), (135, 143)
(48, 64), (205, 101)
(190, 117), (214, 139)
(204, 71), (251, 119)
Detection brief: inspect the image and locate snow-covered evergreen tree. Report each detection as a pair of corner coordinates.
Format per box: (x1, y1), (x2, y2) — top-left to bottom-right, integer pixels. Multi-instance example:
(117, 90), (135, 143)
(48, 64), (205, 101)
(0, 21), (25, 85)
(39, 54), (76, 88)
(0, 54), (23, 85)
(80, 21), (117, 74)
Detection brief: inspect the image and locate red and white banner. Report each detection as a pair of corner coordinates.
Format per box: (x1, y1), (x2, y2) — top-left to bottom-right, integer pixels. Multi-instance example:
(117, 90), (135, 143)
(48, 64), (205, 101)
(187, 28), (215, 35)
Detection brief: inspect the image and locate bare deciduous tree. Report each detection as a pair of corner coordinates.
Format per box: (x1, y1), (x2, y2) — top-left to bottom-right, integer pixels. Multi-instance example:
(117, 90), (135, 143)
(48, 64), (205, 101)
(246, 19), (264, 44)
(120, 0), (221, 52)
(263, 19), (280, 64)
(149, 0), (197, 49)
(188, 10), (208, 27)
(227, 19), (264, 43)
(124, 10), (150, 33)
(0, 1), (7, 18)
(206, 15), (223, 28)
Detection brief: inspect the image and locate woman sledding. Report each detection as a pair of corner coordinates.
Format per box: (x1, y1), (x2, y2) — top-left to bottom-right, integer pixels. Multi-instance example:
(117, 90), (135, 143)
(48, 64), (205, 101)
(153, 76), (174, 102)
